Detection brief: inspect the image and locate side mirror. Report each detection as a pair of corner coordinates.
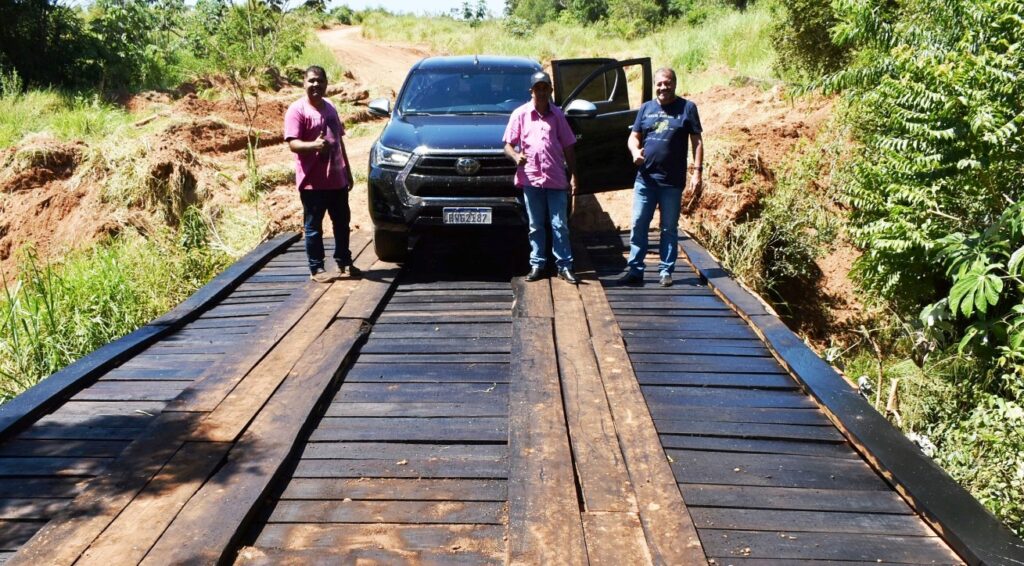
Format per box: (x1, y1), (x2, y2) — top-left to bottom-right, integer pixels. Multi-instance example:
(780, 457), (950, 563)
(367, 98), (392, 117)
(564, 99), (598, 119)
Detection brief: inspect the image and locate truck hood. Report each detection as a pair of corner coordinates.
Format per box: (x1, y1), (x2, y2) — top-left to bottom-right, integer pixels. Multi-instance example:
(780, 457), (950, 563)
(378, 114), (510, 153)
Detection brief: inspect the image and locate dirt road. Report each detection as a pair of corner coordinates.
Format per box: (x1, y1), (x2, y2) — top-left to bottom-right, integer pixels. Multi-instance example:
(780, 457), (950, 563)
(316, 26), (429, 95)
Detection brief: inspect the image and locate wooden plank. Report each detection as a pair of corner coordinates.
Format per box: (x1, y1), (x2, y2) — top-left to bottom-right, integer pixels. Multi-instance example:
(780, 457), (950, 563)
(0, 457), (109, 477)
(70, 382), (185, 402)
(370, 323), (511, 338)
(690, 507), (936, 536)
(268, 500), (505, 525)
(626, 341), (770, 356)
(75, 441), (229, 566)
(511, 277), (552, 319)
(356, 353), (509, 364)
(680, 484), (912, 514)
(327, 402), (506, 418)
(0, 439), (129, 458)
(234, 546), (502, 565)
(383, 302), (512, 312)
(575, 245), (706, 565)
(581, 512), (652, 566)
(308, 417), (507, 443)
(506, 316), (587, 565)
(0, 522), (44, 552)
(301, 442), (506, 461)
(699, 529), (961, 564)
(293, 457), (507, 479)
(0, 498), (70, 520)
(336, 260), (400, 320)
(551, 278), (636, 513)
(345, 363), (509, 382)
(647, 406), (830, 426)
(252, 523), (505, 553)
(0, 478), (85, 498)
(360, 337), (511, 354)
(6, 411), (197, 566)
(677, 232), (1019, 565)
(377, 314), (511, 324)
(139, 319), (367, 566)
(642, 386), (817, 409)
(279, 478), (507, 502)
(333, 383), (508, 404)
(660, 435), (855, 459)
(636, 371), (796, 389)
(655, 419), (844, 442)
(667, 449), (891, 490)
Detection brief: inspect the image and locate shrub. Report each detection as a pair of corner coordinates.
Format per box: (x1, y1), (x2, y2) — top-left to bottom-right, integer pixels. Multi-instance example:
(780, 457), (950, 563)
(770, 0), (849, 80)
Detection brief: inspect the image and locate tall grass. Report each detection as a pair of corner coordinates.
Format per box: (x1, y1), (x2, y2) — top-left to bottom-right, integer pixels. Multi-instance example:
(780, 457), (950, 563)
(361, 2), (776, 93)
(0, 210), (264, 403)
(0, 90), (135, 149)
(290, 36), (347, 82)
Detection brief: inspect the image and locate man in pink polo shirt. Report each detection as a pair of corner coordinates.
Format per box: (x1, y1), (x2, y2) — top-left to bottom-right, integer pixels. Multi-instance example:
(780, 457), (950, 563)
(502, 71), (579, 284)
(284, 65), (359, 283)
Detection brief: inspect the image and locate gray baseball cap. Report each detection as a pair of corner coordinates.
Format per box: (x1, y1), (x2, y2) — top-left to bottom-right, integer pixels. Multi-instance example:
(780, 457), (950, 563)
(530, 71), (552, 88)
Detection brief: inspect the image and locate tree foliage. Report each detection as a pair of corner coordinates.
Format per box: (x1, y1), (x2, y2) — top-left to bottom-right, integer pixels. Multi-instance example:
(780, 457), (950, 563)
(830, 0), (1024, 389)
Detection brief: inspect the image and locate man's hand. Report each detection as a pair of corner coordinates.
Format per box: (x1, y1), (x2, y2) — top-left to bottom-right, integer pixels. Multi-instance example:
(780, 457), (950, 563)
(682, 170), (703, 214)
(632, 147), (645, 166)
(569, 175), (578, 195)
(515, 152), (527, 166)
(314, 133), (329, 155)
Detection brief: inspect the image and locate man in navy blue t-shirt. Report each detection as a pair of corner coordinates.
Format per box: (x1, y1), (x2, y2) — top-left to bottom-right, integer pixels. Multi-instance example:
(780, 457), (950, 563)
(619, 67), (704, 287)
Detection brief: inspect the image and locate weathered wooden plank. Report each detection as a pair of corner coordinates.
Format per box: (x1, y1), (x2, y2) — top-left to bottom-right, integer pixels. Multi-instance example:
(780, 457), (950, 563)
(370, 323), (511, 339)
(636, 371), (796, 389)
(551, 278), (636, 513)
(13, 425), (145, 441)
(376, 314), (512, 324)
(279, 478), (507, 501)
(626, 341), (770, 356)
(647, 406), (830, 426)
(268, 500), (505, 525)
(308, 417), (507, 443)
(70, 382), (186, 402)
(360, 337), (511, 354)
(345, 363), (509, 382)
(631, 355), (784, 373)
(252, 524), (506, 554)
(293, 458), (507, 479)
(0, 522), (44, 552)
(138, 319), (367, 566)
(581, 512), (652, 566)
(383, 302), (512, 312)
(301, 442), (506, 461)
(0, 498), (69, 520)
(0, 457), (109, 477)
(0, 478), (85, 498)
(667, 449), (891, 490)
(507, 315), (587, 565)
(333, 383), (508, 404)
(679, 484), (912, 514)
(575, 245), (706, 566)
(643, 386), (817, 410)
(700, 529), (960, 563)
(510, 277), (552, 319)
(660, 435), (856, 459)
(0, 439), (129, 458)
(327, 402), (506, 418)
(654, 419), (844, 442)
(234, 545), (502, 565)
(356, 353), (509, 364)
(75, 441), (229, 566)
(690, 507), (936, 536)
(336, 261), (400, 320)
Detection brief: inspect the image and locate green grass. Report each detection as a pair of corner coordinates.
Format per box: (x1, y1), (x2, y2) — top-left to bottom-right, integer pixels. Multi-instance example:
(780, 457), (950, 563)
(0, 209), (266, 403)
(0, 90), (136, 149)
(360, 2), (776, 93)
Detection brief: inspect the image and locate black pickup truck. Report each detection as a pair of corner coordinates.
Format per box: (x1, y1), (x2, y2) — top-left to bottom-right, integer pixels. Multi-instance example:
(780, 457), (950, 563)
(366, 55), (652, 261)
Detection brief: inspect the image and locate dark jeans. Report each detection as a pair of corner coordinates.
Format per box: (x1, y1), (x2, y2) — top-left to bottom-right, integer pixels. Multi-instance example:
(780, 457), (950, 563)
(300, 189), (352, 273)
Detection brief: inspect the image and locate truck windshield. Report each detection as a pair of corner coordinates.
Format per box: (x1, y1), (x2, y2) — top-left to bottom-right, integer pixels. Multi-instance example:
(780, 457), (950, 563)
(398, 69), (535, 115)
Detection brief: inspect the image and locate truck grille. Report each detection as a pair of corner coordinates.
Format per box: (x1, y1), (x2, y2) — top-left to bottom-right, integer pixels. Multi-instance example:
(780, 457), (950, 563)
(412, 155), (517, 177)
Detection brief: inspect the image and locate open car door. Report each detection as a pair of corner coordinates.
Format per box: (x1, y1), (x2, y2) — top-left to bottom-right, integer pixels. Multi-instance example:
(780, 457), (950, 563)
(552, 57), (652, 194)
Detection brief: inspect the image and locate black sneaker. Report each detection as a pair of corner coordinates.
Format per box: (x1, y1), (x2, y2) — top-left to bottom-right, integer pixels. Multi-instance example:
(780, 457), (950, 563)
(558, 267), (579, 285)
(525, 266), (545, 282)
(659, 273), (673, 287)
(617, 271), (643, 286)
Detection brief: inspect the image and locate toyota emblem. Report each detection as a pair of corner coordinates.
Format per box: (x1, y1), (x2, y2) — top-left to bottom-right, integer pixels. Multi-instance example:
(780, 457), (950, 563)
(455, 158), (481, 175)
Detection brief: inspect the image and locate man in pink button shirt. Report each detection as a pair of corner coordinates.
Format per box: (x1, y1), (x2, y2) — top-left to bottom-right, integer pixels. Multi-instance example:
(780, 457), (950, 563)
(284, 65), (359, 283)
(502, 71), (579, 284)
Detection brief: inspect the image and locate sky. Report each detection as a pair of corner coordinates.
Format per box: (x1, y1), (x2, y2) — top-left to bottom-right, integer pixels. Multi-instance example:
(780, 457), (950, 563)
(329, 0), (506, 17)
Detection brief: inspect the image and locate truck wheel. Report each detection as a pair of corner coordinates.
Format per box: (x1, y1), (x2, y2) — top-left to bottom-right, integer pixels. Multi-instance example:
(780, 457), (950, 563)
(374, 229), (409, 262)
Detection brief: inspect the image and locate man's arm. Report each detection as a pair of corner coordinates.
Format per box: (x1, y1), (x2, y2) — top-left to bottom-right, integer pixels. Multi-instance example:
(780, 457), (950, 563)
(340, 138), (354, 190)
(564, 145), (577, 193)
(628, 131), (644, 166)
(683, 132), (704, 213)
(288, 136), (328, 155)
(504, 143), (527, 165)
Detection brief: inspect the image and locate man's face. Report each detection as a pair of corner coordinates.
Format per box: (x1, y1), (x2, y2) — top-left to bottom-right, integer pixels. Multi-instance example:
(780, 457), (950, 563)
(531, 81), (552, 103)
(305, 71), (327, 102)
(655, 72), (676, 104)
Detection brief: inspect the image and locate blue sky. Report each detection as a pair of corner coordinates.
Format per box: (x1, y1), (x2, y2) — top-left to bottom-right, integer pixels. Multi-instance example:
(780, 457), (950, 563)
(329, 0), (506, 16)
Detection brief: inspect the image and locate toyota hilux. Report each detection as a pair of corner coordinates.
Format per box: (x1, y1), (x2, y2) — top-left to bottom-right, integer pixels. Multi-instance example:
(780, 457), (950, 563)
(366, 55), (652, 261)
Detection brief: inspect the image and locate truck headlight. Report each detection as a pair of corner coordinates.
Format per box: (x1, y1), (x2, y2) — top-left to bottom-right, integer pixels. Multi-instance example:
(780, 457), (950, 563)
(372, 143), (411, 169)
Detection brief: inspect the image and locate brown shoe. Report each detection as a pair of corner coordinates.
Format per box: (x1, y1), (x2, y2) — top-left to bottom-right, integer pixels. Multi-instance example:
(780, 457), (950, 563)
(310, 268), (334, 283)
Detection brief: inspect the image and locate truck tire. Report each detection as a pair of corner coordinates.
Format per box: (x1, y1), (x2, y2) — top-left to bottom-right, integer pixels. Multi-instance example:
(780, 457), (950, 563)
(374, 229), (409, 262)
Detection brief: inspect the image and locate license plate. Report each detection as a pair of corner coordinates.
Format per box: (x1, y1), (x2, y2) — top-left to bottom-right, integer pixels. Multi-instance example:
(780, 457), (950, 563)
(443, 207), (492, 224)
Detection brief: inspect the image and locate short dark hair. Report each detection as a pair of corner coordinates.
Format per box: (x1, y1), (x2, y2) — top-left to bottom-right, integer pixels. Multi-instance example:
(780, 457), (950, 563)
(305, 65), (327, 81)
(654, 67), (677, 82)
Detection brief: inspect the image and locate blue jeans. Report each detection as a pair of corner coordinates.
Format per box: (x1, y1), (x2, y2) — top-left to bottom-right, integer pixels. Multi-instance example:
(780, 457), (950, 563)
(300, 189), (352, 273)
(521, 185), (573, 270)
(626, 178), (682, 276)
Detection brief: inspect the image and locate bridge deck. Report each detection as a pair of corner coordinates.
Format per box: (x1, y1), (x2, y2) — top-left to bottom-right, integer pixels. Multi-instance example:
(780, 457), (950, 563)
(0, 229), (1013, 564)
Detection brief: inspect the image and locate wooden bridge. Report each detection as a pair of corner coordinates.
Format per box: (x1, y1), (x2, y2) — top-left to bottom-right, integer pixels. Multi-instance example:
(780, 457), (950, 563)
(0, 229), (1021, 565)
